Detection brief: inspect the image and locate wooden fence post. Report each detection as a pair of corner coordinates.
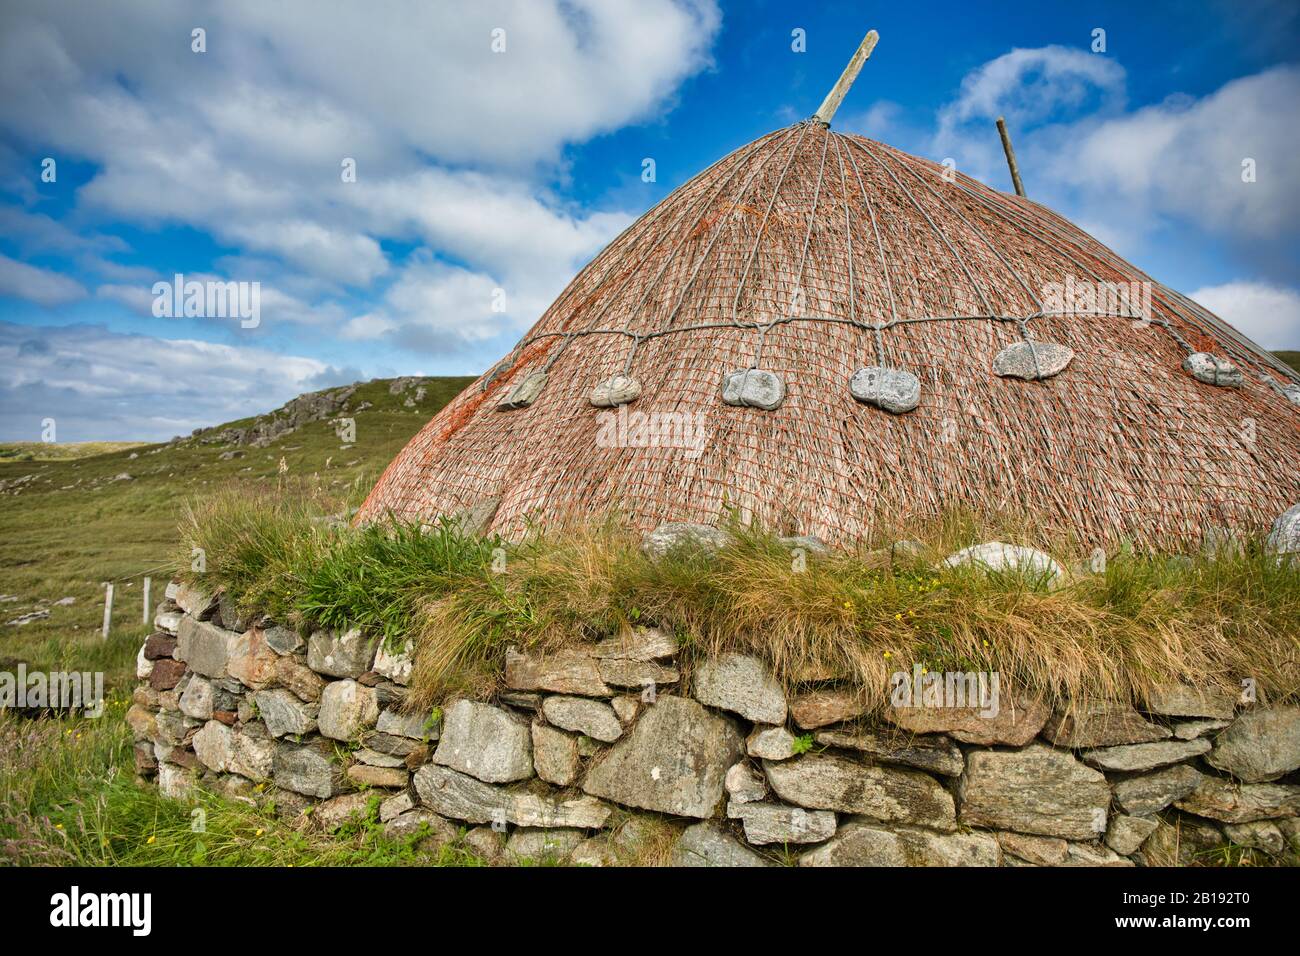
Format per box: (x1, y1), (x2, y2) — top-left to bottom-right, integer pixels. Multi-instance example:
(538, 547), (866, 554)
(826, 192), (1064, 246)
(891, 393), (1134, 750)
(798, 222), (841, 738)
(102, 583), (114, 639)
(143, 576), (151, 625)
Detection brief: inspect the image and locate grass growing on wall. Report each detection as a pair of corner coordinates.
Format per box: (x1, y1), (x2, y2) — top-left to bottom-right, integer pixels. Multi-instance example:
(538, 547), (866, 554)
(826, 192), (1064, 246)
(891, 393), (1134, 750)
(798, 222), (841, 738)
(178, 488), (1300, 717)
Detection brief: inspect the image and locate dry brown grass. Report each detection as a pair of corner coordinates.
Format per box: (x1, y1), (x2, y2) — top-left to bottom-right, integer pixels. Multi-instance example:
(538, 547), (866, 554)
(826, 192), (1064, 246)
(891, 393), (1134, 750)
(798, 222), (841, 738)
(401, 512), (1300, 717)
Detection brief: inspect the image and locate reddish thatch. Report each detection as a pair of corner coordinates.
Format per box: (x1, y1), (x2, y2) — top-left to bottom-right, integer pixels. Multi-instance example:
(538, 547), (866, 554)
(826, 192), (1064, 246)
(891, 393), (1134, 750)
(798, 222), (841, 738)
(358, 122), (1300, 547)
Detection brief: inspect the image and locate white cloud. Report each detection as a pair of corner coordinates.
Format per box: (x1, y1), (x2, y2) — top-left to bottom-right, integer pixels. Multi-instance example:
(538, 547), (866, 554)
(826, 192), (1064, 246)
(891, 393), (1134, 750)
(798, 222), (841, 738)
(0, 253), (87, 306)
(1189, 280), (1300, 351)
(925, 48), (1300, 276)
(1043, 66), (1300, 241)
(341, 255), (556, 353)
(0, 320), (338, 441)
(0, 0), (718, 294)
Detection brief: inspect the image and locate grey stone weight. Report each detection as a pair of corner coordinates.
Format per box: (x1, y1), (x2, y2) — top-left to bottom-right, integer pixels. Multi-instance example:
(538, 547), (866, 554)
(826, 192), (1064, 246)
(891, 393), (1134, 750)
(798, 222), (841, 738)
(849, 366), (921, 413)
(589, 375), (642, 407)
(497, 370), (548, 410)
(1182, 352), (1243, 387)
(720, 368), (785, 410)
(1266, 502), (1300, 558)
(992, 340), (1074, 380)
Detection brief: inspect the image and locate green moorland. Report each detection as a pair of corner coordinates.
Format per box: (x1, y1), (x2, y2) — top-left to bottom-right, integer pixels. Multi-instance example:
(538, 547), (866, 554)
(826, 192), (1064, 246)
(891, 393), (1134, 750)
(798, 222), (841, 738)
(0, 375), (476, 866)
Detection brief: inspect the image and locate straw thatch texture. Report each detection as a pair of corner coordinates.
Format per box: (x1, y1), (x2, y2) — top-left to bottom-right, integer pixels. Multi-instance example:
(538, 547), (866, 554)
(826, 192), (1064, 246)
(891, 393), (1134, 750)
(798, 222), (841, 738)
(358, 122), (1300, 547)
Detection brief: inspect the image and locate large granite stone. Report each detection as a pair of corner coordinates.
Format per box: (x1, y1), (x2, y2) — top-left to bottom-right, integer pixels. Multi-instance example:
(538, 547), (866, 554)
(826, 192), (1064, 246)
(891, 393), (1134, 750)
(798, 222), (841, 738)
(1205, 706), (1300, 783)
(541, 695), (622, 742)
(958, 744), (1109, 840)
(226, 627), (279, 689)
(816, 728), (964, 777)
(582, 695), (742, 819)
(1081, 738), (1211, 772)
(175, 617), (241, 679)
(273, 738), (346, 798)
(801, 821), (1000, 867)
(1174, 776), (1300, 824)
(670, 822), (773, 867)
(504, 645), (612, 697)
(228, 724), (276, 782)
(1112, 763), (1205, 815)
(252, 688), (318, 738)
(306, 628), (376, 678)
(192, 719), (233, 773)
(886, 694), (1048, 746)
(940, 541), (1065, 589)
(432, 699), (533, 783)
(727, 801), (837, 845)
(532, 722), (580, 786)
(692, 653), (787, 725)
(764, 754), (956, 830)
(413, 764), (611, 828)
(1041, 699), (1171, 748)
(274, 656), (325, 702)
(1105, 814), (1160, 856)
(788, 689), (865, 729)
(317, 679), (380, 742)
(1142, 684), (1235, 720)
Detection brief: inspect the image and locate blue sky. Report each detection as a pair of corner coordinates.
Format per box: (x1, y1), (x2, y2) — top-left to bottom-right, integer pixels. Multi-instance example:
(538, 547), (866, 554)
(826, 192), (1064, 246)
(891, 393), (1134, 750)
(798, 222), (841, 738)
(1, 0), (1298, 440)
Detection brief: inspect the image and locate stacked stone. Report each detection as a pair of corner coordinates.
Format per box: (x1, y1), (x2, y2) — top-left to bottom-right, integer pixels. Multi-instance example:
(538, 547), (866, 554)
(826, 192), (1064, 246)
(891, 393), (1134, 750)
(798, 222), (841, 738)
(131, 581), (1300, 865)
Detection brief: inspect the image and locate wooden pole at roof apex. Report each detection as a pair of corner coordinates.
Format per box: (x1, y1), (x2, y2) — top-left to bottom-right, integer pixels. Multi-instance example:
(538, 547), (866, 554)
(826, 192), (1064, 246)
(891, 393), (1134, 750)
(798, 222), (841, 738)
(996, 116), (1027, 197)
(811, 29), (879, 126)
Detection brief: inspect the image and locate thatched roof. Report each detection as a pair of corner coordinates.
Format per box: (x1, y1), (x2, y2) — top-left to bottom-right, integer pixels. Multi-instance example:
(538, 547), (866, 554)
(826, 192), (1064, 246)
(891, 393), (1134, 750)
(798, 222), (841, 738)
(358, 120), (1300, 547)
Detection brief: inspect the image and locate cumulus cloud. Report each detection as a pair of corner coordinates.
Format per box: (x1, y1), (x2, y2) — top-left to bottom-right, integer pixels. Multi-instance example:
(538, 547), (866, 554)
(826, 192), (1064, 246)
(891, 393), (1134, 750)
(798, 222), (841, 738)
(0, 0), (716, 288)
(1189, 280), (1300, 351)
(0, 253), (86, 306)
(1043, 66), (1300, 241)
(930, 46), (1299, 248)
(0, 320), (338, 441)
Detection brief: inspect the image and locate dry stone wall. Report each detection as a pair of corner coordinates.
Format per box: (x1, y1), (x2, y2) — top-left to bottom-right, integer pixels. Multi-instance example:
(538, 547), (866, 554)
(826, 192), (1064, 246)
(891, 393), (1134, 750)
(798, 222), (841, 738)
(130, 580), (1300, 866)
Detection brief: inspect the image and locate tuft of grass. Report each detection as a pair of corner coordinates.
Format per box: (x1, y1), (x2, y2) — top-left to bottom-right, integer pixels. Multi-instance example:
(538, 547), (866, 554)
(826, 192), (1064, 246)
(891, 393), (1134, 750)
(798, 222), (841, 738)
(177, 492), (1300, 719)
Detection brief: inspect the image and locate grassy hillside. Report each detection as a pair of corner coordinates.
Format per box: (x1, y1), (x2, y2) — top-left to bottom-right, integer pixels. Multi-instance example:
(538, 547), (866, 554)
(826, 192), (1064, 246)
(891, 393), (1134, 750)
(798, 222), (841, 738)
(0, 375), (475, 866)
(1276, 351), (1300, 374)
(0, 375), (471, 679)
(0, 441), (149, 462)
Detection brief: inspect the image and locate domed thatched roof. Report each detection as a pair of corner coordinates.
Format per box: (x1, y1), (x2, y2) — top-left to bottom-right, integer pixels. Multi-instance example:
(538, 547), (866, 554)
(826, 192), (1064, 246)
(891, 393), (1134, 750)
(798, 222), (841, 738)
(359, 118), (1300, 547)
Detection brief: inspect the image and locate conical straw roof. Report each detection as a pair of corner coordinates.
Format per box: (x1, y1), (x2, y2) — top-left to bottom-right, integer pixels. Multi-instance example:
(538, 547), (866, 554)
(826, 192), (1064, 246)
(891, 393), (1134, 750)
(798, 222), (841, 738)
(358, 119), (1300, 547)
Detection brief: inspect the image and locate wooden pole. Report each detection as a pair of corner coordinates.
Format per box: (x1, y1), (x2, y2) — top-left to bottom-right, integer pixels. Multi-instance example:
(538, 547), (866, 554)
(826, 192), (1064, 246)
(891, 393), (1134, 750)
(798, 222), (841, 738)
(812, 29), (879, 126)
(143, 576), (151, 625)
(996, 116), (1026, 197)
(102, 583), (114, 639)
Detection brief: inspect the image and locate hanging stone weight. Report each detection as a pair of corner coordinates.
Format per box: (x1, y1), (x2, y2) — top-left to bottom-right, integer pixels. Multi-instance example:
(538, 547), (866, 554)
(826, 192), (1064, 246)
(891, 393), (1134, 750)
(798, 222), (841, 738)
(992, 340), (1074, 380)
(1182, 352), (1243, 388)
(1284, 383), (1300, 406)
(496, 370), (548, 410)
(589, 375), (642, 408)
(849, 366), (921, 413)
(720, 369), (785, 410)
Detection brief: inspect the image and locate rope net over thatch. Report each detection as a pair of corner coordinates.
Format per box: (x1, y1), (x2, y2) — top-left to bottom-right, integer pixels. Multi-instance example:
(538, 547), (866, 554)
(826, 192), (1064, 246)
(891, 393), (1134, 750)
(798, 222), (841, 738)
(358, 120), (1300, 548)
